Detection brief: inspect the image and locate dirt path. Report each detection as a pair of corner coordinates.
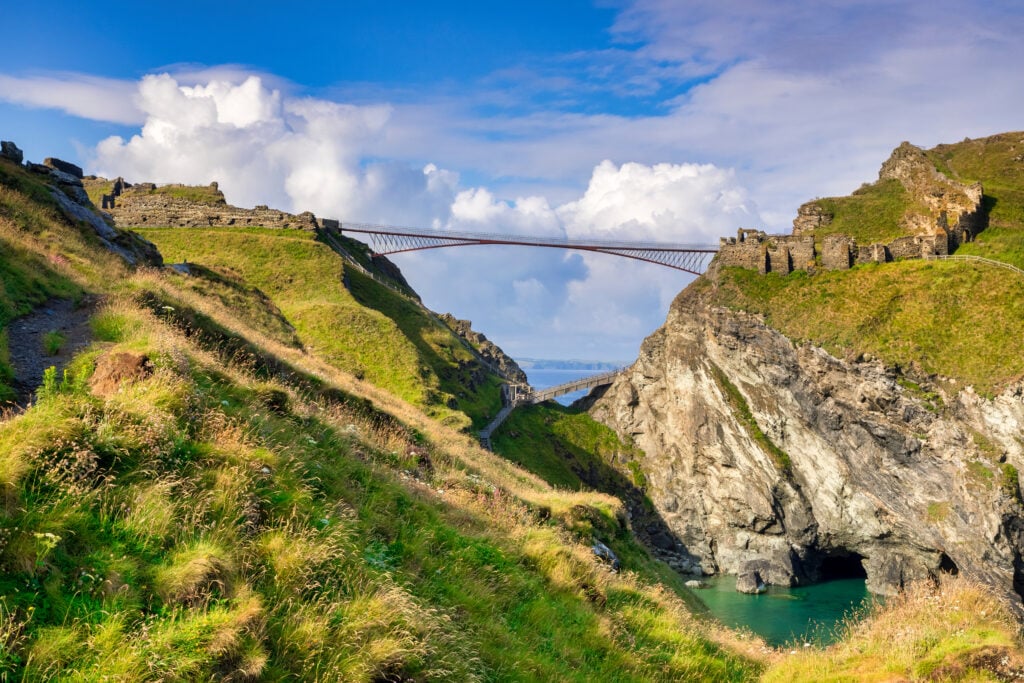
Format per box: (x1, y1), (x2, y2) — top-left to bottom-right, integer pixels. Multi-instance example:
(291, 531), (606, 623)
(5, 297), (99, 408)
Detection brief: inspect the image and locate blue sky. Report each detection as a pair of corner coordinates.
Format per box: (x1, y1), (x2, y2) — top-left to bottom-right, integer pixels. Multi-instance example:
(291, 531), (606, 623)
(2, 1), (1023, 361)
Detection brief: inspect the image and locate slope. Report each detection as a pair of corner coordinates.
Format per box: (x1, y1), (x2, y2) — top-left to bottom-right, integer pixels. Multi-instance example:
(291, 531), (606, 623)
(136, 226), (504, 431)
(0, 148), (765, 680)
(709, 132), (1024, 396)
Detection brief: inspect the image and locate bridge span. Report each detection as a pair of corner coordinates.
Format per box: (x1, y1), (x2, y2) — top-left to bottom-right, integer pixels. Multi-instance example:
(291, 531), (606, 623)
(339, 223), (719, 275)
(478, 369), (627, 450)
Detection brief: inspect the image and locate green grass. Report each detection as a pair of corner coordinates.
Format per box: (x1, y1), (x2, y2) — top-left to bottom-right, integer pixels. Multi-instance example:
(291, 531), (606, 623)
(926, 502), (950, 523)
(0, 293), (762, 681)
(485, 402), (714, 604)
(764, 578), (1022, 681)
(810, 178), (927, 246)
(708, 362), (792, 474)
(492, 402), (645, 492)
(41, 330), (65, 356)
(708, 258), (1024, 396)
(138, 227), (501, 430)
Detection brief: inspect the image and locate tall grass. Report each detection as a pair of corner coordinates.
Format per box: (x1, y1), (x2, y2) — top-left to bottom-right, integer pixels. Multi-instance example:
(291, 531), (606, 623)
(763, 577), (1022, 681)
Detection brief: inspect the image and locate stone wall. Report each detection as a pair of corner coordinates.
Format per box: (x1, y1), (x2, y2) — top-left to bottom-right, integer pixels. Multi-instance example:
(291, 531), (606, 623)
(718, 230), (814, 274)
(821, 234), (853, 270)
(719, 228), (952, 274)
(106, 183), (319, 230)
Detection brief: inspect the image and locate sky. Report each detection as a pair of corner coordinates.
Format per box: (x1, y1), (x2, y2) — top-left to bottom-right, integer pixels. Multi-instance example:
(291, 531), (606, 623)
(2, 0), (1022, 362)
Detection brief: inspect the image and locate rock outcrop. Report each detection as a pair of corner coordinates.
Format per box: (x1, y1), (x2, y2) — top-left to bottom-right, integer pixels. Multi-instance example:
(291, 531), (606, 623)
(878, 141), (985, 246)
(3, 152), (164, 267)
(1, 140), (23, 164)
(438, 313), (528, 384)
(589, 285), (1024, 605)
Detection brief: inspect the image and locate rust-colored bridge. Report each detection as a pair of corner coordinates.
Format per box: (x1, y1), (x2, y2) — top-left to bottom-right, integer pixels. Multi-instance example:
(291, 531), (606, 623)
(340, 223), (719, 275)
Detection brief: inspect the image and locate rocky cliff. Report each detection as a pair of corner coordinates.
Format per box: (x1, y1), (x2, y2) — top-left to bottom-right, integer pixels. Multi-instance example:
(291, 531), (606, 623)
(589, 135), (1024, 607)
(438, 313), (528, 384)
(589, 284), (1024, 604)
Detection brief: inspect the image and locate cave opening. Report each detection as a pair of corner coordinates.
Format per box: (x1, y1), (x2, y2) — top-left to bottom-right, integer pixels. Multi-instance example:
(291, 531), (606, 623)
(819, 551), (868, 581)
(939, 553), (959, 576)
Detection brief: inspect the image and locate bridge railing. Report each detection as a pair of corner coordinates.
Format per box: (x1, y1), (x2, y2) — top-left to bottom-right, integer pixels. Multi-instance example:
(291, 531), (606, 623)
(529, 368), (626, 404)
(340, 221), (719, 252)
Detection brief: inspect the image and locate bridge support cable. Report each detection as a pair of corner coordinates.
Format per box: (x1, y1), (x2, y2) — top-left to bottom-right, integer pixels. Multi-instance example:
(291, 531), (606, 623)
(339, 222), (718, 275)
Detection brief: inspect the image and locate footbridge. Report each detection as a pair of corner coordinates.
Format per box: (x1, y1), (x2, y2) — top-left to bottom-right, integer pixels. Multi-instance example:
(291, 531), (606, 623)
(478, 369), (627, 450)
(340, 223), (719, 275)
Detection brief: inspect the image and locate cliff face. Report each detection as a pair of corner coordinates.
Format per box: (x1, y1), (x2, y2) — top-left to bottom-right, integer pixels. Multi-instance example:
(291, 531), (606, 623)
(589, 284), (1024, 603)
(438, 313), (528, 384)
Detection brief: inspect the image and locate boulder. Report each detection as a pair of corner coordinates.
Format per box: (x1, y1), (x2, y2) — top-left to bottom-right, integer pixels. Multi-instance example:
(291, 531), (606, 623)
(1, 140), (23, 164)
(44, 157), (83, 179)
(592, 541), (621, 571)
(737, 569), (770, 593)
(684, 579), (706, 589)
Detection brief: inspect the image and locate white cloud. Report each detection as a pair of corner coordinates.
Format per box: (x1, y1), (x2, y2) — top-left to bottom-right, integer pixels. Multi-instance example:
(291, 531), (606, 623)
(91, 73), (445, 222)
(5, 0), (1022, 362)
(396, 156), (758, 360)
(0, 73), (142, 125)
(559, 160), (757, 243)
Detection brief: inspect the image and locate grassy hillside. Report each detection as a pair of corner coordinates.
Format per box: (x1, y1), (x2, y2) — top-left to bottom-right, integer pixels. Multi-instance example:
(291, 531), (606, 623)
(137, 227), (502, 431)
(709, 133), (1024, 396)
(0, 156), (768, 680)
(810, 178), (927, 246)
(5, 149), (1024, 680)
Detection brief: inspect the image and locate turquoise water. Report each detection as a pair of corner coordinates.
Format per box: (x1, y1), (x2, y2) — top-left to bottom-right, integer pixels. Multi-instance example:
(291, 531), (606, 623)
(693, 576), (875, 646)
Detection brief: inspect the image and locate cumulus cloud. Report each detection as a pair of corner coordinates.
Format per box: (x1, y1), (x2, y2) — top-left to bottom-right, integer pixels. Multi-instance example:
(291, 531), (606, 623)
(92, 73), (457, 225)
(559, 160), (757, 243)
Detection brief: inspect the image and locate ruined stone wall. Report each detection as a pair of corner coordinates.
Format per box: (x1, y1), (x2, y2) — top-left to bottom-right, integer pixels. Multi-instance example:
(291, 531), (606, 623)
(787, 236), (815, 271)
(719, 228), (950, 274)
(718, 231), (766, 272)
(765, 243), (791, 275)
(821, 234), (853, 270)
(717, 230), (814, 274)
(107, 185), (319, 230)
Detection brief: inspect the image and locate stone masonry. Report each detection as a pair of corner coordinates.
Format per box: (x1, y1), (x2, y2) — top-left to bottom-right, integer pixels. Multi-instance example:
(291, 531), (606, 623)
(717, 230), (815, 274)
(718, 141), (983, 275)
(103, 180), (320, 230)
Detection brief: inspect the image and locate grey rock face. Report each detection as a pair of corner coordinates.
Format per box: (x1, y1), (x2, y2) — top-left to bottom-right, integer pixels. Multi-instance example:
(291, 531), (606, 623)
(44, 157), (84, 179)
(1, 140), (23, 163)
(589, 286), (1024, 607)
(736, 562), (768, 594)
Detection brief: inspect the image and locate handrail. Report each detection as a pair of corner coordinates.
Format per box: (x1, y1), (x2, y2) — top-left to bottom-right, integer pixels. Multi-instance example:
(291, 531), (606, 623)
(923, 253), (1024, 277)
(530, 368), (625, 403)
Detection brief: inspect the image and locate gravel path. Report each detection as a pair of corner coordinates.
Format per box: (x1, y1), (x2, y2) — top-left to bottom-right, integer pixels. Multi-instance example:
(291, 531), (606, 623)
(5, 297), (98, 408)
